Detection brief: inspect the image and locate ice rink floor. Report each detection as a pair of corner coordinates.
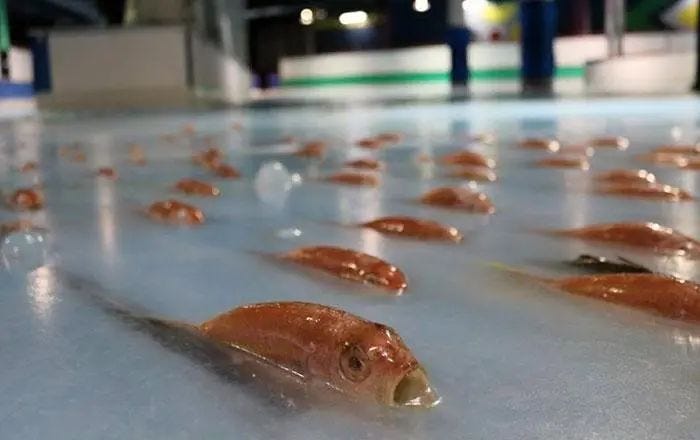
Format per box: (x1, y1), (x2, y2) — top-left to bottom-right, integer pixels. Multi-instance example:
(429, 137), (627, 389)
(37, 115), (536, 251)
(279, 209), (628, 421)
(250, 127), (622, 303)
(1, 96), (699, 439)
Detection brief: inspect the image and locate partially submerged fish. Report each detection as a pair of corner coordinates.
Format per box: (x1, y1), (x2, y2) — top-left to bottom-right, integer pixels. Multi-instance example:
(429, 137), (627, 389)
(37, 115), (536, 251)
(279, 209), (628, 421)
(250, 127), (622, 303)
(147, 199), (205, 226)
(375, 132), (403, 144)
(200, 301), (438, 407)
(96, 167), (118, 180)
(535, 156), (590, 170)
(595, 182), (693, 201)
(174, 178), (221, 197)
(295, 141), (326, 158)
(545, 222), (700, 257)
(356, 138), (385, 149)
(57, 271), (439, 410)
(439, 151), (496, 169)
(324, 172), (380, 187)
(212, 163), (241, 179)
(636, 152), (689, 167)
(279, 246), (408, 293)
(128, 144), (146, 165)
(653, 144), (700, 155)
(594, 169), (656, 184)
(590, 136), (629, 150)
(20, 161), (37, 173)
(519, 138), (560, 152)
(6, 188), (44, 211)
(445, 166), (497, 183)
(192, 147), (224, 169)
(345, 158), (383, 171)
(420, 187), (495, 214)
(493, 264), (700, 322)
(361, 216), (463, 242)
(568, 254), (652, 274)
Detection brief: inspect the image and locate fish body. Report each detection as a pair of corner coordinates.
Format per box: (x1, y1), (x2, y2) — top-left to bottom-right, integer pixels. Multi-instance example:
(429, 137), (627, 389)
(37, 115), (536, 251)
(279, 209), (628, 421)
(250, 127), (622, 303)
(200, 301), (438, 407)
(175, 179), (221, 197)
(362, 216), (463, 242)
(595, 169), (655, 184)
(552, 274), (700, 321)
(595, 182), (693, 201)
(324, 172), (379, 187)
(420, 187), (495, 214)
(439, 151), (496, 169)
(519, 138), (560, 152)
(535, 156), (589, 170)
(549, 222), (700, 257)
(148, 199), (205, 225)
(345, 158), (383, 171)
(280, 246), (407, 293)
(446, 166), (497, 182)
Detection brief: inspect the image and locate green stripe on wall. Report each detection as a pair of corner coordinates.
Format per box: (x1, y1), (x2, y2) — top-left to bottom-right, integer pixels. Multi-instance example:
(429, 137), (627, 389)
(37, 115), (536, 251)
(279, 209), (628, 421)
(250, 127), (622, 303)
(281, 66), (585, 87)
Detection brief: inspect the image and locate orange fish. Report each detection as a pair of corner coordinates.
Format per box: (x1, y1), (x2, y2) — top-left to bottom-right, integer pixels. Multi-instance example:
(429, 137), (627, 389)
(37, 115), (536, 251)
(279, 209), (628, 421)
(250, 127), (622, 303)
(495, 265), (700, 323)
(595, 169), (655, 184)
(295, 141), (327, 158)
(636, 152), (689, 167)
(324, 172), (380, 187)
(96, 167), (118, 180)
(345, 158), (383, 171)
(374, 132), (402, 143)
(439, 151), (496, 169)
(279, 246), (408, 293)
(361, 216), (463, 242)
(446, 166), (497, 182)
(192, 147), (223, 169)
(420, 187), (495, 214)
(212, 163), (241, 179)
(199, 301), (439, 407)
(595, 182), (693, 201)
(535, 156), (590, 170)
(545, 222), (700, 257)
(519, 138), (560, 152)
(174, 179), (221, 197)
(148, 199), (205, 226)
(6, 188), (44, 211)
(20, 161), (37, 173)
(128, 144), (146, 165)
(589, 136), (629, 150)
(652, 144), (700, 155)
(356, 138), (385, 149)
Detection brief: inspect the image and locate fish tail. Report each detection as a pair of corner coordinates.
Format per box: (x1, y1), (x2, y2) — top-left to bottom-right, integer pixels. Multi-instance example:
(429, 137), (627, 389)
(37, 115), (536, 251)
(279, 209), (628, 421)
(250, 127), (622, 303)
(486, 261), (551, 285)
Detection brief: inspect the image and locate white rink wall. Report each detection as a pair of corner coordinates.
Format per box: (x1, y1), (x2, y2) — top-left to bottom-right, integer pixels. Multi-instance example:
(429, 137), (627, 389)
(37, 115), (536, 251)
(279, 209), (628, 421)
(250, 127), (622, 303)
(40, 26), (250, 108)
(277, 32), (696, 99)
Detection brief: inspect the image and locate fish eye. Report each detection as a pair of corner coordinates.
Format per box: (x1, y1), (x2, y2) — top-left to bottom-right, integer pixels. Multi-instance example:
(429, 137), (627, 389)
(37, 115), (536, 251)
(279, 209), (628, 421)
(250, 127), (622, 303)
(340, 344), (371, 382)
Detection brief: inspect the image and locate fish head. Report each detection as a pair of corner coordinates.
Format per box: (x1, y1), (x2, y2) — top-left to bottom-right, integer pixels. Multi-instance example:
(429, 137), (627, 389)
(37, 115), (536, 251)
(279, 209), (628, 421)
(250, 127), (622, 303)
(332, 322), (440, 408)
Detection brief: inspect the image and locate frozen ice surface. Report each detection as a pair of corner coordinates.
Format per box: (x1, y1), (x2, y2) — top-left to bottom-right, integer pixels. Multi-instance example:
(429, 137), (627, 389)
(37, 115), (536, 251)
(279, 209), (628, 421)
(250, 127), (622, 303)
(0, 97), (699, 439)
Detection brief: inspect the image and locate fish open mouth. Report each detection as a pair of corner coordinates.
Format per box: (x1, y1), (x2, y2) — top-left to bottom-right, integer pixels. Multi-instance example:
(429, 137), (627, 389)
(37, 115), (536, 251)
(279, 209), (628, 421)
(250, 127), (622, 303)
(392, 368), (441, 408)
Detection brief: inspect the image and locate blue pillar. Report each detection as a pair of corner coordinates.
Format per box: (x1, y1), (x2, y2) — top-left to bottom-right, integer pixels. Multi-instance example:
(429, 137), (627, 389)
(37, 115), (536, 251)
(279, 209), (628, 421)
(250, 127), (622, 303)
(447, 28), (469, 87)
(30, 33), (52, 93)
(520, 0), (557, 94)
(446, 0), (469, 91)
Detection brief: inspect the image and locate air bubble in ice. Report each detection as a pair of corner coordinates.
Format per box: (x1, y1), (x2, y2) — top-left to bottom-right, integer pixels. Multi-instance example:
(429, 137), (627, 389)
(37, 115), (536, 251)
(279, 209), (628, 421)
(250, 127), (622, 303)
(275, 227), (303, 239)
(254, 161), (292, 207)
(1, 230), (49, 272)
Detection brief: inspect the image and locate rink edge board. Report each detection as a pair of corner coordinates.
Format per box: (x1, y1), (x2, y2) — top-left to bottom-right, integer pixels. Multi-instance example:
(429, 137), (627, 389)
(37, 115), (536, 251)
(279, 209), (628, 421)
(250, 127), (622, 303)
(281, 66), (584, 87)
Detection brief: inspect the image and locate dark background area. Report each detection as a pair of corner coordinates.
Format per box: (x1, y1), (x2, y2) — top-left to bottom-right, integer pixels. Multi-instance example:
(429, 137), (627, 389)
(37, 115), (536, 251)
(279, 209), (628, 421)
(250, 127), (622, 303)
(4, 0), (681, 83)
